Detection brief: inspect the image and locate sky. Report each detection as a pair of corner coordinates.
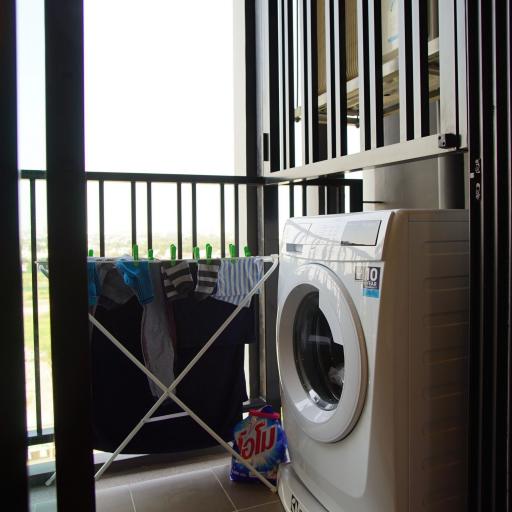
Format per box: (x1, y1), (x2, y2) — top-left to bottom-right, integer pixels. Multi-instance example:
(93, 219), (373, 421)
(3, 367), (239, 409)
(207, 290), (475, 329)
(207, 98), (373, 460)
(16, 0), (361, 250)
(17, 0), (237, 244)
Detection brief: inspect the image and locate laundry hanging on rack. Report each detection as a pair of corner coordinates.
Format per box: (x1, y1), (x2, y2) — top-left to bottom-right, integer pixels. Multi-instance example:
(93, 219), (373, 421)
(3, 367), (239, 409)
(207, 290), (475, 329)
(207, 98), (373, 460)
(42, 253), (279, 490)
(169, 260), (258, 349)
(91, 258), (175, 398)
(90, 295), (249, 454)
(161, 260), (194, 300)
(213, 257), (264, 307)
(194, 259), (221, 300)
(95, 261), (135, 309)
(140, 262), (176, 397)
(115, 258), (154, 305)
(88, 255), (263, 454)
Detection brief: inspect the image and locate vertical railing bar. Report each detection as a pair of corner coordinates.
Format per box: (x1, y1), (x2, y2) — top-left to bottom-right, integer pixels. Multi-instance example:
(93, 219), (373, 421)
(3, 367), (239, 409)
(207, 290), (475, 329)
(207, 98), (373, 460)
(412, 0), (430, 138)
(286, 0), (295, 167)
(302, 182), (307, 216)
(305, 0), (319, 163)
(234, 184), (240, 255)
(30, 179), (43, 436)
(249, 300), (261, 399)
(326, 0), (335, 158)
(269, 0), (282, 172)
(326, 186), (338, 213)
(301, 0), (310, 163)
(131, 181), (137, 247)
(99, 180), (105, 257)
(279, 0), (286, 170)
(289, 183), (295, 217)
(350, 180), (363, 212)
(337, 0), (347, 156)
(399, 0), (414, 141)
(319, 185), (326, 214)
(191, 182), (197, 249)
(146, 181), (152, 252)
(357, 0), (371, 150)
(368, 0), (384, 148)
(339, 184), (346, 213)
(220, 184), (226, 258)
(177, 182), (183, 259)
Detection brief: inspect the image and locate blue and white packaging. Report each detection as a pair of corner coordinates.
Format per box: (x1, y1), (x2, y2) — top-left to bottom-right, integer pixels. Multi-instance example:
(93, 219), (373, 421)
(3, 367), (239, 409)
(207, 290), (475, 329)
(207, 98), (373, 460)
(230, 405), (288, 484)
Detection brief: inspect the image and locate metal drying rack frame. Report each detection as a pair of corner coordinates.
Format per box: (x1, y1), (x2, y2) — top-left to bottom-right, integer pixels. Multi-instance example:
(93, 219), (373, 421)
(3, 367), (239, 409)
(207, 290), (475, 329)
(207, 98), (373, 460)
(40, 254), (280, 492)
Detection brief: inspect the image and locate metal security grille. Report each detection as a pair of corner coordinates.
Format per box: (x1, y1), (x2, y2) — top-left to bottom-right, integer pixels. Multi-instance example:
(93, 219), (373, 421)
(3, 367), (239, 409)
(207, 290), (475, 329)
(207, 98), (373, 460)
(259, 0), (468, 179)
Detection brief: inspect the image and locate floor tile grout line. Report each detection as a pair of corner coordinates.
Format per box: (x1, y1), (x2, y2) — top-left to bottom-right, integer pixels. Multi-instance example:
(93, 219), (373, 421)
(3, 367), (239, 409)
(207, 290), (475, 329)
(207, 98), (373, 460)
(95, 457), (231, 488)
(236, 499), (282, 512)
(106, 461), (229, 489)
(210, 467), (239, 512)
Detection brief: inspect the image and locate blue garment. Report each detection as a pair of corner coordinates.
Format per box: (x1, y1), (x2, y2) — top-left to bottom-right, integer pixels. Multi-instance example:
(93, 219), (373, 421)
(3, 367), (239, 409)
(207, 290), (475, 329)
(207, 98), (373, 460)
(115, 259), (154, 305)
(212, 257), (264, 307)
(87, 260), (101, 306)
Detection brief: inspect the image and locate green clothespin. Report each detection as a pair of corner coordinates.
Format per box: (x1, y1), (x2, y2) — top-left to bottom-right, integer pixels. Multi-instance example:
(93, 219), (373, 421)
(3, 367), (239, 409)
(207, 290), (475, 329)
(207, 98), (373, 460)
(206, 243), (213, 265)
(229, 243), (237, 262)
(193, 246), (200, 260)
(148, 248), (154, 260)
(88, 249), (94, 257)
(170, 244), (177, 266)
(132, 244), (139, 264)
(243, 246), (252, 257)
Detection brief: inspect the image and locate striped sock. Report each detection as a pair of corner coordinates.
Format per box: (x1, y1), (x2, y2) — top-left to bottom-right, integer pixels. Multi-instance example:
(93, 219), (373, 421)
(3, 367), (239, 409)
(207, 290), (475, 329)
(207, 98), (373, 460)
(161, 261), (194, 300)
(195, 259), (221, 300)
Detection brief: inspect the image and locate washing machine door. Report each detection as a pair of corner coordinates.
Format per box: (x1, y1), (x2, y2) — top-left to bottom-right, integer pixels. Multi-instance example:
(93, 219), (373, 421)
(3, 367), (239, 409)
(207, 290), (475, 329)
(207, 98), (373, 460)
(277, 263), (368, 443)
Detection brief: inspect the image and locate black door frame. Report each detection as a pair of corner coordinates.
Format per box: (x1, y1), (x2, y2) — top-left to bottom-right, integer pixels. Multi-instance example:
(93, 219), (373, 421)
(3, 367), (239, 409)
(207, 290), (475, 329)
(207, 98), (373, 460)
(0, 1), (29, 510)
(467, 1), (512, 511)
(45, 1), (96, 510)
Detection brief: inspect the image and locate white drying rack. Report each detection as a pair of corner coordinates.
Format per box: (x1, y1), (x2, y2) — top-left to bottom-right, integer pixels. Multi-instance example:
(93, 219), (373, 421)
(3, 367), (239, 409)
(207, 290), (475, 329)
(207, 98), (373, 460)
(41, 255), (279, 492)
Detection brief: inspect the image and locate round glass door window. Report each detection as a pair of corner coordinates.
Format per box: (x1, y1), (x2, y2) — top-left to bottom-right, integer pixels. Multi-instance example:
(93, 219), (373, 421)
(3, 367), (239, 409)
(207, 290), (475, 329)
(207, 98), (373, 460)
(293, 291), (345, 411)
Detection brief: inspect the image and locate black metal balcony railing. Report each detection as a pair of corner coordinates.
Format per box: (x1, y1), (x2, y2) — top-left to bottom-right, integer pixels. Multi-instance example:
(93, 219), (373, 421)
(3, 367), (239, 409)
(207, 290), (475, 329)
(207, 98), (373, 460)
(20, 169), (362, 448)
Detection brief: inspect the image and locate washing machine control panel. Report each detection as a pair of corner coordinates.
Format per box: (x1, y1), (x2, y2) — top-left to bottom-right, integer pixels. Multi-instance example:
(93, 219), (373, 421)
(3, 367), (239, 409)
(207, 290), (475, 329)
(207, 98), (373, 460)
(281, 211), (393, 262)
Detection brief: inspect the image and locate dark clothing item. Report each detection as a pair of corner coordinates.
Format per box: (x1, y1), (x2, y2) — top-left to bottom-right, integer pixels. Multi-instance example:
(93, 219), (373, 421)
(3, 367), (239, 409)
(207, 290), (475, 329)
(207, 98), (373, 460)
(91, 296), (247, 454)
(172, 296), (258, 349)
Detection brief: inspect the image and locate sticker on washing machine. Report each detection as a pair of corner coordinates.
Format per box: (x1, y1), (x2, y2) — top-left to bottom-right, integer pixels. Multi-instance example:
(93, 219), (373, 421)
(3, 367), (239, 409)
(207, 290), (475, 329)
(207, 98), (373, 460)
(354, 264), (365, 281)
(290, 494), (306, 512)
(363, 266), (381, 298)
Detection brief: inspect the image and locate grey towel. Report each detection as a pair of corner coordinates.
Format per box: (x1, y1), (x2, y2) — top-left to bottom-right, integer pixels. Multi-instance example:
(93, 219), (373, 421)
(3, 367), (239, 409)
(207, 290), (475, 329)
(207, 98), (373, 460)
(141, 262), (175, 397)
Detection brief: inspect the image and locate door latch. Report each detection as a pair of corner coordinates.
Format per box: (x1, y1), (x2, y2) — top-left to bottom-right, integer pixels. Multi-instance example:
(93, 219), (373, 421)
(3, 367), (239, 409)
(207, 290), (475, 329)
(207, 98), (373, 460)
(470, 158), (481, 201)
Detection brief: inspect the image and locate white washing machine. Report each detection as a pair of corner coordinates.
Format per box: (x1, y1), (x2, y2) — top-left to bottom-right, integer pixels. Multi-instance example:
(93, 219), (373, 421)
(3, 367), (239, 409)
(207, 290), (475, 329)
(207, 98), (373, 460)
(276, 209), (469, 512)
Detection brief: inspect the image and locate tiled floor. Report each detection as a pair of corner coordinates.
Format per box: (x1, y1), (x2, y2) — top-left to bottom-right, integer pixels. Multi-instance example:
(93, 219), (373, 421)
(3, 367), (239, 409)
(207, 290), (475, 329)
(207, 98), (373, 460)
(30, 452), (285, 512)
